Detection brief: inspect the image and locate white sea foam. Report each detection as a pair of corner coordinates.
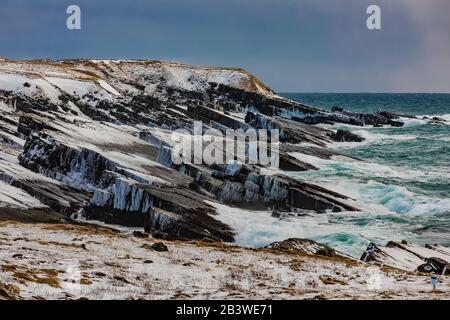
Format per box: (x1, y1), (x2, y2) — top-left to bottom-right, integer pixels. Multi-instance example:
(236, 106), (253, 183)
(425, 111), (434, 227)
(352, 129), (416, 142)
(324, 128), (418, 150)
(289, 152), (450, 182)
(289, 154), (450, 218)
(399, 118), (427, 127)
(207, 200), (428, 257)
(209, 172), (449, 257)
(320, 179), (450, 217)
(405, 114), (450, 126)
(417, 114), (450, 121)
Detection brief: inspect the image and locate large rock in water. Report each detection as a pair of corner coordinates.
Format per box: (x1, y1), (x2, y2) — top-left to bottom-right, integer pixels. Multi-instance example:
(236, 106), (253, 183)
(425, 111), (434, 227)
(327, 130), (365, 143)
(360, 241), (450, 274)
(2, 58), (439, 242)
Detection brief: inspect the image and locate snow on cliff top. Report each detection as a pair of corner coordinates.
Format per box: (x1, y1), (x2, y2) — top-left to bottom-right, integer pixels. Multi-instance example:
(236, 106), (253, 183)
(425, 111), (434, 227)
(0, 59), (276, 99)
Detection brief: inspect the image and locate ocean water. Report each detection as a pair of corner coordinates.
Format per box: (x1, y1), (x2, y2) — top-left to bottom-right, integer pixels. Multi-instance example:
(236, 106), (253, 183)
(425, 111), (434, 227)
(231, 93), (450, 257)
(285, 93), (450, 256)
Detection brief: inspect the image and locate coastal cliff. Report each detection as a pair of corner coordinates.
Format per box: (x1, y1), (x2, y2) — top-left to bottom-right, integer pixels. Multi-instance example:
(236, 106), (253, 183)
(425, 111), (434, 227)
(0, 59), (448, 299)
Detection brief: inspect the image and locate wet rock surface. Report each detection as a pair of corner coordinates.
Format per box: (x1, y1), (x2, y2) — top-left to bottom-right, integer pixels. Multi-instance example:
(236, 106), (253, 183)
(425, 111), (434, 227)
(327, 130), (365, 143)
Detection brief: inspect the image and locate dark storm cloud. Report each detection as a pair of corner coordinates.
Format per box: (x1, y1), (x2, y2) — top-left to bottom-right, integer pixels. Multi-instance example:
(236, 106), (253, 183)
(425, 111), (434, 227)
(0, 0), (449, 92)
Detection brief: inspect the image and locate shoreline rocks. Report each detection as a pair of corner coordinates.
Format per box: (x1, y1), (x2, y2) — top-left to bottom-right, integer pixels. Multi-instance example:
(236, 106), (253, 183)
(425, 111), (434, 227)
(264, 238), (348, 259)
(361, 241), (450, 274)
(327, 130), (365, 143)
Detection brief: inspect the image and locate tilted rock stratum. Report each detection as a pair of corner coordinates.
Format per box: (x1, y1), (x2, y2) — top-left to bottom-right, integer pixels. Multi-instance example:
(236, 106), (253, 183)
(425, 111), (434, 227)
(0, 58), (425, 243)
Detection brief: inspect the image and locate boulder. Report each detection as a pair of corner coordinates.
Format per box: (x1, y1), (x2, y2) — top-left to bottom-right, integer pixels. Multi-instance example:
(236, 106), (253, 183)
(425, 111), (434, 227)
(331, 106), (344, 112)
(361, 241), (450, 273)
(224, 161), (243, 178)
(264, 238), (340, 258)
(150, 242), (169, 252)
(133, 231), (149, 239)
(417, 257), (450, 275)
(328, 130), (364, 143)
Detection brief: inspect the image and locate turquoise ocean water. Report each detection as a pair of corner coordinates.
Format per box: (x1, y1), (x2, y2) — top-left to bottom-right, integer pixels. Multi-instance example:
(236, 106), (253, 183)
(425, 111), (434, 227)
(278, 93), (450, 256)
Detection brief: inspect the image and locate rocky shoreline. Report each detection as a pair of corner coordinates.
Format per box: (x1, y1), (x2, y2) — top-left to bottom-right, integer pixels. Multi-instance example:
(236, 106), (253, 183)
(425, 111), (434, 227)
(0, 58), (449, 288)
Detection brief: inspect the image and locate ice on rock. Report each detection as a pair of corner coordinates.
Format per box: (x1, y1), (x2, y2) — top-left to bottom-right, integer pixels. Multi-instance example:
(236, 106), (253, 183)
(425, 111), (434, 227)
(218, 181), (244, 203)
(280, 108), (307, 120)
(112, 178), (132, 211)
(247, 171), (260, 183)
(225, 161), (242, 177)
(263, 176), (288, 202)
(142, 194), (153, 213)
(156, 146), (174, 168)
(244, 179), (260, 202)
(148, 208), (178, 232)
(139, 131), (171, 148)
(91, 189), (112, 207)
(129, 185), (144, 211)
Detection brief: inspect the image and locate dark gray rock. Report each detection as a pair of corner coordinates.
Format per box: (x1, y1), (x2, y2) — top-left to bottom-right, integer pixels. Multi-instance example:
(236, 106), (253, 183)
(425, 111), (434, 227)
(327, 130), (365, 143)
(264, 238), (344, 258)
(150, 242), (169, 252)
(418, 257), (450, 275)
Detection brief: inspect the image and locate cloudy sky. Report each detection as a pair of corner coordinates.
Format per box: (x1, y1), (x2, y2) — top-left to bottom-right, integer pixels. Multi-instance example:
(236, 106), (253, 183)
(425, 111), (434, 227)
(0, 0), (449, 92)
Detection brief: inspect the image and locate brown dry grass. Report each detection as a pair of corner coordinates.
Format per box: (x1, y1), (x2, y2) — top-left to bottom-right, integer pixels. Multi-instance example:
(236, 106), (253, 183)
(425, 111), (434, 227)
(0, 221), (118, 237)
(2, 264), (62, 288)
(37, 240), (87, 250)
(0, 281), (21, 299)
(189, 240), (242, 253)
(36, 277), (60, 288)
(39, 222), (118, 237)
(0, 221), (20, 227)
(319, 275), (348, 286)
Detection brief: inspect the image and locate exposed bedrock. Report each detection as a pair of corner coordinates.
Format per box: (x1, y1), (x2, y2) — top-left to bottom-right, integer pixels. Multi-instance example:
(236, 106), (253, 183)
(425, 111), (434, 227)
(86, 183), (234, 242)
(161, 83), (405, 130)
(216, 84), (405, 127)
(18, 133), (233, 241)
(330, 107), (404, 127)
(141, 124), (359, 213)
(165, 156), (359, 212)
(360, 241), (450, 273)
(187, 104), (250, 131)
(418, 257), (450, 275)
(245, 111), (332, 146)
(264, 238), (350, 259)
(0, 207), (69, 224)
(19, 134), (118, 191)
